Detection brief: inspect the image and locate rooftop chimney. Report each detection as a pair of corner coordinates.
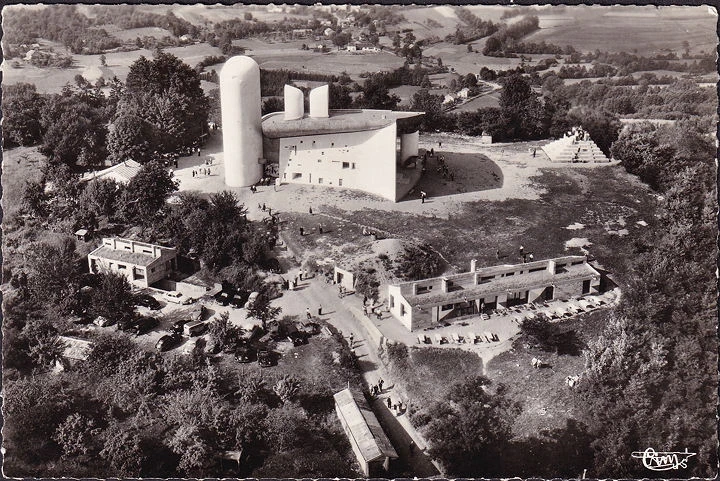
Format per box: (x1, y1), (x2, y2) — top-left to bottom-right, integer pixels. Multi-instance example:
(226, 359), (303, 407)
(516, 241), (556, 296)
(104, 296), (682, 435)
(283, 85), (304, 120)
(441, 277), (449, 293)
(547, 259), (556, 275)
(309, 84), (329, 118)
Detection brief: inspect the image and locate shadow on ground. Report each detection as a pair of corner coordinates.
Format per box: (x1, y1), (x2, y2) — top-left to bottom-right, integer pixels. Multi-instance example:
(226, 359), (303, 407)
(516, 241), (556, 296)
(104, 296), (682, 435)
(399, 151), (504, 202)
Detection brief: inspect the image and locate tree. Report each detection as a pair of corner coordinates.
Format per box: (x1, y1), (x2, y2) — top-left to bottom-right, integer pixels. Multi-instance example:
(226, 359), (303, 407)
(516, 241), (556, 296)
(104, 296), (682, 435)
(246, 288), (281, 330)
(207, 312), (237, 351)
(106, 112), (154, 164)
(117, 160), (178, 226)
(328, 83), (353, 109)
(119, 52), (209, 156)
(20, 180), (49, 218)
(2, 82), (46, 146)
(54, 413), (96, 457)
(86, 272), (135, 324)
(516, 313), (559, 350)
(410, 89), (444, 131)
(24, 237), (79, 310)
(166, 424), (214, 476)
(262, 97), (284, 115)
(499, 73), (545, 139)
(100, 425), (145, 477)
(425, 376), (519, 476)
(394, 244), (442, 281)
(353, 75), (400, 110)
(40, 92), (108, 167)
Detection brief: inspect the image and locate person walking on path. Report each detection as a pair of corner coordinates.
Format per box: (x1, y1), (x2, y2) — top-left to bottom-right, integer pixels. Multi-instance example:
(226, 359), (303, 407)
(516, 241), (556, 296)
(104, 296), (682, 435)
(318, 224), (323, 234)
(306, 308), (312, 321)
(387, 397), (392, 409)
(378, 378), (384, 391)
(318, 304), (323, 316)
(420, 191), (427, 204)
(197, 147), (201, 157)
(299, 227), (304, 236)
(309, 206), (313, 215)
(349, 332), (354, 347)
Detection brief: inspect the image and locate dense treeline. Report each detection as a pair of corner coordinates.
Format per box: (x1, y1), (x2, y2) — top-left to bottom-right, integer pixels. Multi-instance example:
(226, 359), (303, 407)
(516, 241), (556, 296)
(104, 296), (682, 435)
(482, 15), (541, 56)
(3, 5), (121, 54)
(542, 75), (716, 119)
(577, 119), (717, 477)
(90, 6), (199, 38)
(449, 8), (499, 44)
(260, 69), (341, 96)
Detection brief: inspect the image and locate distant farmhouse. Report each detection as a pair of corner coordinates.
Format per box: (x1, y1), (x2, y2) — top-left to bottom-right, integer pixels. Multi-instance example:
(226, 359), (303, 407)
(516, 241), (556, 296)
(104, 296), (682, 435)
(219, 56), (424, 201)
(388, 256), (602, 331)
(88, 237), (177, 288)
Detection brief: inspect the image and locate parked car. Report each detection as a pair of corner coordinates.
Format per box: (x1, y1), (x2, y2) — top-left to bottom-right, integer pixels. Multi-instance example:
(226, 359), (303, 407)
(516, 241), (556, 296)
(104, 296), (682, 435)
(117, 317), (137, 331)
(244, 291), (259, 309)
(183, 320), (207, 337)
(230, 292), (249, 308)
(135, 294), (161, 310)
(164, 291), (193, 305)
(156, 333), (183, 352)
(235, 345), (255, 363)
(257, 349), (274, 367)
(216, 291), (231, 306)
(172, 319), (191, 334)
(134, 316), (159, 335)
(93, 316), (113, 327)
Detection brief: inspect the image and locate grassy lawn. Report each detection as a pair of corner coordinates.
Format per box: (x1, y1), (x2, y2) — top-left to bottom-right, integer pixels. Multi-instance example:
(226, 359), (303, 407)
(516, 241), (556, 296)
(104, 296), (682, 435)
(381, 344), (484, 415)
(1, 146), (45, 223)
(486, 308), (609, 439)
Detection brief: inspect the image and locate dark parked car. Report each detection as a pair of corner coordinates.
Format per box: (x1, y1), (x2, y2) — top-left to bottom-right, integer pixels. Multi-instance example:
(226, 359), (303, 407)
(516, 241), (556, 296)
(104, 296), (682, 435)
(216, 291), (231, 306)
(156, 333), (183, 352)
(288, 331), (308, 347)
(135, 294), (161, 310)
(235, 345), (255, 363)
(257, 349), (274, 367)
(172, 319), (191, 334)
(134, 316), (159, 335)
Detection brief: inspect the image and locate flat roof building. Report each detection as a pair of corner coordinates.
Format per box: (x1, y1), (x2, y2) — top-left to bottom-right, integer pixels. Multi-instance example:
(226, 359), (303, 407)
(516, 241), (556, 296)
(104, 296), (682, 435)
(388, 256), (602, 331)
(88, 237), (177, 288)
(334, 388), (398, 477)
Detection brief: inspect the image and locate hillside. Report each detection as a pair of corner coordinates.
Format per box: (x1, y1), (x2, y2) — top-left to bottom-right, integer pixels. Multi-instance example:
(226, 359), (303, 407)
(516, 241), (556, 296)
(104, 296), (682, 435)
(524, 5), (716, 55)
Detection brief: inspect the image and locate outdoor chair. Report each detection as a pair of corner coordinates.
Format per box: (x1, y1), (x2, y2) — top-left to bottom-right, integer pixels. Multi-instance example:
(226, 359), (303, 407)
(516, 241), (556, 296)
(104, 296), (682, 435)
(434, 334), (443, 344)
(483, 331), (493, 342)
(467, 332), (478, 344)
(451, 332), (462, 343)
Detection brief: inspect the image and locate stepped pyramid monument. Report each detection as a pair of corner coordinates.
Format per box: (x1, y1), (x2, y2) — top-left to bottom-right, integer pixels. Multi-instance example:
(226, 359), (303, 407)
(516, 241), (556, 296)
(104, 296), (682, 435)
(542, 126), (610, 163)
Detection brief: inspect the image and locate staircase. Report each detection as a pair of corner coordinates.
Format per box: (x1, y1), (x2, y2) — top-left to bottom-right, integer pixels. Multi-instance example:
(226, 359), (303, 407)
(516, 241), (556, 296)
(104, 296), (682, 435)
(542, 135), (610, 163)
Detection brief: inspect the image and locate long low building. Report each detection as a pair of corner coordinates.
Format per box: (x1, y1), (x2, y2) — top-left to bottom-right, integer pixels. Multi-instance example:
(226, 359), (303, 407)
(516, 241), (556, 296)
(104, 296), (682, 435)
(334, 388), (398, 477)
(88, 237), (177, 288)
(388, 256), (602, 331)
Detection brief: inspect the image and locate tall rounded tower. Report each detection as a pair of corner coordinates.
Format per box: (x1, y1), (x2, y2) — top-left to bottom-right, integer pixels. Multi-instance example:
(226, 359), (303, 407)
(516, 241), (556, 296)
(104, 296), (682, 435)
(220, 56), (263, 187)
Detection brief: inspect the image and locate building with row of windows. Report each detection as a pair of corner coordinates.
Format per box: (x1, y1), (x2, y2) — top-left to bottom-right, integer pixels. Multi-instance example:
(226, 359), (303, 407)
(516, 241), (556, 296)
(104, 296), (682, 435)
(387, 255), (602, 331)
(88, 237), (177, 288)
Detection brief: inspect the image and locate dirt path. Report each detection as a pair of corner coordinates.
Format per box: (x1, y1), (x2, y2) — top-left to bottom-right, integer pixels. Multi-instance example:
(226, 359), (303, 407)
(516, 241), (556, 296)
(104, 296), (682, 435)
(271, 274), (441, 477)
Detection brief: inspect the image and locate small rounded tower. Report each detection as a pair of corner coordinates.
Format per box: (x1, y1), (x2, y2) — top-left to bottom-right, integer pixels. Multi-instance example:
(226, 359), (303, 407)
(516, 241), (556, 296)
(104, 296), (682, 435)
(220, 56), (263, 187)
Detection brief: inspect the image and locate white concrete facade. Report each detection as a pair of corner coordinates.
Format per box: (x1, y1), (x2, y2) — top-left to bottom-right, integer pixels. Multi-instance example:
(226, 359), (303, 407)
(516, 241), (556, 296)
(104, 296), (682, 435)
(399, 132), (419, 162)
(309, 85), (329, 118)
(277, 124), (398, 201)
(220, 56), (263, 187)
(284, 85), (304, 120)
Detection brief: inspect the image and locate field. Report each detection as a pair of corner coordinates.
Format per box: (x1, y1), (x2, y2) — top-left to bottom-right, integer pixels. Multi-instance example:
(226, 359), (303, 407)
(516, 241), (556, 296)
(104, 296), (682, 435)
(525, 5), (717, 55)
